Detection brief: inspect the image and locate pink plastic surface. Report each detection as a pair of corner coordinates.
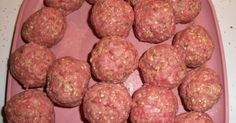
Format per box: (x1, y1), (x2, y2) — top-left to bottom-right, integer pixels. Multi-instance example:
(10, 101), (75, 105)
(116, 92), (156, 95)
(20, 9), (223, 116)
(6, 0), (228, 123)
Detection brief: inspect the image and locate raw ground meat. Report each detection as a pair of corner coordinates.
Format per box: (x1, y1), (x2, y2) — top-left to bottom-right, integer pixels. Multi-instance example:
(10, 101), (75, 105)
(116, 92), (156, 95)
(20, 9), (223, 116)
(139, 44), (187, 89)
(10, 42), (55, 89)
(179, 67), (222, 112)
(46, 56), (90, 107)
(171, 0), (201, 24)
(4, 90), (55, 123)
(91, 0), (134, 38)
(83, 82), (132, 123)
(175, 111), (213, 123)
(134, 0), (175, 43)
(44, 0), (85, 15)
(131, 85), (178, 123)
(90, 36), (138, 83)
(21, 7), (66, 47)
(173, 24), (214, 67)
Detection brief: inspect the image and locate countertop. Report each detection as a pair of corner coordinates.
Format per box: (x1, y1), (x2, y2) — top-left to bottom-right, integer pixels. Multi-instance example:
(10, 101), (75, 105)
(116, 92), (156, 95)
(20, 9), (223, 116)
(0, 0), (235, 122)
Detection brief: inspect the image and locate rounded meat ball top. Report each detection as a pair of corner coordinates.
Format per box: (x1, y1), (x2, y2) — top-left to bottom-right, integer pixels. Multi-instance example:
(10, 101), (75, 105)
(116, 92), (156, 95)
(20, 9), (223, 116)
(134, 0), (175, 43)
(10, 42), (55, 89)
(90, 36), (138, 83)
(91, 0), (134, 38)
(139, 44), (187, 89)
(171, 0), (201, 24)
(4, 90), (55, 123)
(83, 82), (132, 123)
(22, 7), (66, 47)
(175, 112), (213, 123)
(46, 56), (91, 107)
(179, 67), (222, 112)
(131, 85), (178, 123)
(173, 24), (214, 67)
(44, 0), (85, 15)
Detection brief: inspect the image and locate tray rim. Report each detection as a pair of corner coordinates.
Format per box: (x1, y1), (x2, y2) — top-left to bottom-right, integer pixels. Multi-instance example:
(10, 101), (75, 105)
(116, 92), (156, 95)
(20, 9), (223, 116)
(207, 0), (229, 122)
(5, 0), (229, 122)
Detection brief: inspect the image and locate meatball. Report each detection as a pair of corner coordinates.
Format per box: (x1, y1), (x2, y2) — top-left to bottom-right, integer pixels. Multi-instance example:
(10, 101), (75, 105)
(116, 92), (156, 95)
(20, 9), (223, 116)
(134, 0), (175, 43)
(10, 43), (55, 89)
(173, 24), (214, 67)
(4, 90), (55, 123)
(139, 44), (187, 89)
(46, 56), (90, 107)
(90, 36), (138, 83)
(22, 7), (66, 47)
(44, 0), (84, 15)
(175, 112), (213, 123)
(131, 85), (178, 123)
(91, 0), (134, 38)
(179, 67), (222, 112)
(83, 82), (132, 123)
(171, 0), (201, 24)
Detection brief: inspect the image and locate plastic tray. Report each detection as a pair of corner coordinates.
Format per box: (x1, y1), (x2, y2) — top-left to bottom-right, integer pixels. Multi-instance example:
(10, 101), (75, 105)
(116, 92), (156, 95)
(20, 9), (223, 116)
(6, 0), (228, 123)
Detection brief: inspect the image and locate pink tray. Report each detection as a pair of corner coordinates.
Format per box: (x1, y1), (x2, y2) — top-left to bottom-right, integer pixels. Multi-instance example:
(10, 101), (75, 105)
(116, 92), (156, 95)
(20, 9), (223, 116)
(6, 0), (228, 123)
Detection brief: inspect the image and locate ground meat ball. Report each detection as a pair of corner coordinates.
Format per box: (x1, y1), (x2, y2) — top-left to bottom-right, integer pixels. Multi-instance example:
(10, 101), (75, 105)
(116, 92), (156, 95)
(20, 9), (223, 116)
(90, 36), (138, 83)
(83, 82), (132, 123)
(171, 0), (201, 24)
(173, 24), (214, 67)
(46, 56), (90, 107)
(179, 67), (222, 112)
(134, 0), (175, 43)
(22, 7), (66, 47)
(10, 43), (55, 89)
(91, 0), (134, 38)
(139, 44), (187, 89)
(4, 90), (55, 123)
(131, 85), (178, 123)
(175, 112), (213, 123)
(44, 0), (84, 15)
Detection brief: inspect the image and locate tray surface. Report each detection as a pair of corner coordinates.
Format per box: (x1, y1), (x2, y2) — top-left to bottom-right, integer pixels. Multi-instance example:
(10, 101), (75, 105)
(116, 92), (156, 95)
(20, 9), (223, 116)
(6, 0), (228, 123)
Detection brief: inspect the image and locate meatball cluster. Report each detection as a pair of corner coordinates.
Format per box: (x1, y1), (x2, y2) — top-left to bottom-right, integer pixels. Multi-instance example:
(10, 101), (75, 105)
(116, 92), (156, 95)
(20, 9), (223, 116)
(6, 0), (224, 122)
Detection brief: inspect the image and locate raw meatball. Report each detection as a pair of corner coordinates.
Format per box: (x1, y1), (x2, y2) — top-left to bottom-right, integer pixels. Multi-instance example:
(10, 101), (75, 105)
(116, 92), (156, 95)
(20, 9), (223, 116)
(46, 56), (90, 107)
(10, 43), (55, 89)
(44, 0), (84, 15)
(173, 24), (214, 67)
(90, 36), (138, 83)
(171, 0), (201, 24)
(179, 67), (222, 112)
(139, 44), (187, 89)
(83, 82), (132, 123)
(175, 112), (213, 123)
(91, 0), (134, 38)
(131, 85), (178, 123)
(134, 0), (175, 43)
(22, 7), (66, 47)
(4, 90), (55, 123)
